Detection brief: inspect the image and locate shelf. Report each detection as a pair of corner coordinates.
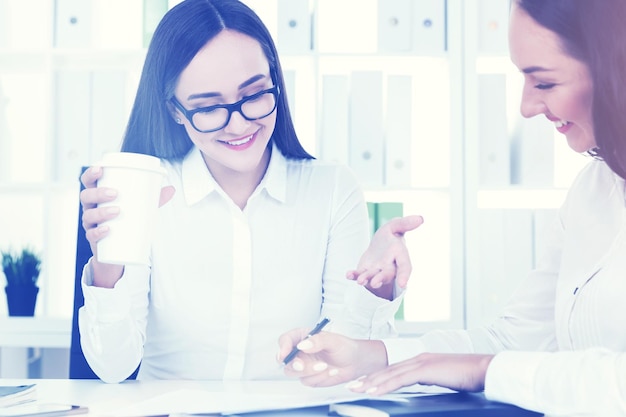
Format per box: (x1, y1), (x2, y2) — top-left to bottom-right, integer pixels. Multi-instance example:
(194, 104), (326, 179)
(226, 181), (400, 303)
(476, 188), (568, 209)
(0, 317), (71, 348)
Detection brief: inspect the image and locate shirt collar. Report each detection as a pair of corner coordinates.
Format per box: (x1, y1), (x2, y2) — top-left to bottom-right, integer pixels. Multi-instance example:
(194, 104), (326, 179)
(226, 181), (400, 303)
(180, 143), (288, 206)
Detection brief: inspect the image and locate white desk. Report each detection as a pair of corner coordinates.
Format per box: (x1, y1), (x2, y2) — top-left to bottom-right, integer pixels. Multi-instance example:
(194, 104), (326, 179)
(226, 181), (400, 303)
(0, 318), (71, 378)
(0, 379), (348, 416)
(0, 379), (545, 417)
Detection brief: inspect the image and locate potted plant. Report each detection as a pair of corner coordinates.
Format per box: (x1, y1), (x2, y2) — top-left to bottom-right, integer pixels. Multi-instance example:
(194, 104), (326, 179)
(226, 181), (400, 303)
(2, 247), (41, 316)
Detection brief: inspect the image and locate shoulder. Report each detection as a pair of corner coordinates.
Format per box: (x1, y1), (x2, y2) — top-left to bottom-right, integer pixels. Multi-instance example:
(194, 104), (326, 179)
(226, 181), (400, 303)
(569, 159), (621, 193)
(284, 157), (361, 188)
(285, 157), (358, 179)
(561, 159), (624, 218)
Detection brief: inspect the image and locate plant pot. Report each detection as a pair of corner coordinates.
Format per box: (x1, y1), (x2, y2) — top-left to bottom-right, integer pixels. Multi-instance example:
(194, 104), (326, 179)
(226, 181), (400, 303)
(5, 285), (39, 316)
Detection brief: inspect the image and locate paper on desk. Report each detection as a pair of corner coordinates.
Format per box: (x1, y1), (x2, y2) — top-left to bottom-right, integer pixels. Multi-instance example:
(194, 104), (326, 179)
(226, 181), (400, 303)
(103, 381), (451, 417)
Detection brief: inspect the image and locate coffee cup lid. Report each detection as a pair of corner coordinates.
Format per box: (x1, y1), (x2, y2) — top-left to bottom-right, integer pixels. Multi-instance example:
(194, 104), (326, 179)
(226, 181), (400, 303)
(98, 152), (166, 175)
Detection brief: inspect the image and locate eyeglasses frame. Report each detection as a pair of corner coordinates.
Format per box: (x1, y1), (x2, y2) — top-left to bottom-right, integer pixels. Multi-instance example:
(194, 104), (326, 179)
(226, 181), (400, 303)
(170, 84), (280, 133)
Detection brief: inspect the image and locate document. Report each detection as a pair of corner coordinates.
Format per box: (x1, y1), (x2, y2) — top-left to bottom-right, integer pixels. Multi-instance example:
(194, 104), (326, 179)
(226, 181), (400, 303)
(105, 381), (450, 417)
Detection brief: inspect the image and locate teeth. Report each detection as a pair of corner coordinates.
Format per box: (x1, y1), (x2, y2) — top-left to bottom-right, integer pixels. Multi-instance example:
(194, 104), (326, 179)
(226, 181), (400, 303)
(554, 120), (570, 128)
(222, 135), (253, 146)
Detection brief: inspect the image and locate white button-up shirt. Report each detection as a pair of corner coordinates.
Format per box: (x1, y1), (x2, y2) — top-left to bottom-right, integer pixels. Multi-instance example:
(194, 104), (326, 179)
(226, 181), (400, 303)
(80, 145), (401, 382)
(384, 160), (626, 416)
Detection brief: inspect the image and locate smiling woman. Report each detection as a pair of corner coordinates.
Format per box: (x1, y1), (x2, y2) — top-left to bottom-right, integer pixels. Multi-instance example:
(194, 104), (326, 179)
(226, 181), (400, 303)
(75, 0), (409, 383)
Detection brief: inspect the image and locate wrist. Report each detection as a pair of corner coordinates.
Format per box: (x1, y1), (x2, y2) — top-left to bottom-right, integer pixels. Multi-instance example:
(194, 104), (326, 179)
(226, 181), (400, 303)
(90, 258), (124, 288)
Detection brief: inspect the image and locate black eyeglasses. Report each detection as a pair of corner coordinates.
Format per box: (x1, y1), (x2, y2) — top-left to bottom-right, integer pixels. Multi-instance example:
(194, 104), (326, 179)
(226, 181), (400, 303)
(171, 85), (280, 133)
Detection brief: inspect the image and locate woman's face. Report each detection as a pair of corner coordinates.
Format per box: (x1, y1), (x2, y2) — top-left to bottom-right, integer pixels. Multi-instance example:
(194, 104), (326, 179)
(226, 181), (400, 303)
(508, 4), (596, 153)
(173, 30), (277, 179)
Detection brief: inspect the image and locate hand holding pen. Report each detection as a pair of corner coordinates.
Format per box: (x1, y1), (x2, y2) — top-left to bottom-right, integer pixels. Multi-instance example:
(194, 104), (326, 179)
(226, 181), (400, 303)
(279, 321), (388, 387)
(282, 317), (331, 365)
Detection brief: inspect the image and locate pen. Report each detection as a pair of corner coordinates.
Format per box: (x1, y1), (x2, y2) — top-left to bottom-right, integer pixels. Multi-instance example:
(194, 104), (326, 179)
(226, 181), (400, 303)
(283, 317), (331, 365)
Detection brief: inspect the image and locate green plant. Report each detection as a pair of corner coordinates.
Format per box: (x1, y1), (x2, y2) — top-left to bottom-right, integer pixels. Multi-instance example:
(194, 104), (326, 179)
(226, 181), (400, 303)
(1, 247), (41, 287)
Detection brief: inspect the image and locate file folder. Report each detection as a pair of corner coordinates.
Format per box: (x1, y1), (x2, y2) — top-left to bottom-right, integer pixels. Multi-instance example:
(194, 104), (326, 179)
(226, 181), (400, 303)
(330, 392), (543, 417)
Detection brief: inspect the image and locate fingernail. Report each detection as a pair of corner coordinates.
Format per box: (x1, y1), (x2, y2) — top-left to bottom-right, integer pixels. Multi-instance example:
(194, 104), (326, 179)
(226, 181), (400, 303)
(297, 339), (313, 350)
(292, 360), (304, 372)
(345, 379), (364, 389)
(312, 362), (328, 372)
(328, 368), (339, 377)
(106, 206), (120, 214)
(366, 387), (378, 394)
(104, 189), (117, 197)
(373, 281), (382, 288)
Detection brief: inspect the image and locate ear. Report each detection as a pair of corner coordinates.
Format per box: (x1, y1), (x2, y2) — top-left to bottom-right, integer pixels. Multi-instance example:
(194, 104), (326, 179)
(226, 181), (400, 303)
(166, 101), (183, 124)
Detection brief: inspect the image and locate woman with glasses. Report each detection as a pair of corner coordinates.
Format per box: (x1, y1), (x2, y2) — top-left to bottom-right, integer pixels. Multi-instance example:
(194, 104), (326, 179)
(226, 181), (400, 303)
(77, 0), (420, 383)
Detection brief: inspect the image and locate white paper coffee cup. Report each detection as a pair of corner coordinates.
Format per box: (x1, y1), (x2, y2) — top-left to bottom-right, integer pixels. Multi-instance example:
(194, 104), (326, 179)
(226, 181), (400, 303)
(96, 152), (166, 265)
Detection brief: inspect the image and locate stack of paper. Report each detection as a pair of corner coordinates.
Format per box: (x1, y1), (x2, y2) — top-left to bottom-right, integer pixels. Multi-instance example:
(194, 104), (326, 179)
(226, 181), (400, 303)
(0, 384), (36, 408)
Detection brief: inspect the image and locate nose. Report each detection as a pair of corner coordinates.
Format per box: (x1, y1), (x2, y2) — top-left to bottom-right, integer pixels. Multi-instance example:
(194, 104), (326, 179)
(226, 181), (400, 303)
(223, 110), (250, 134)
(519, 83), (546, 119)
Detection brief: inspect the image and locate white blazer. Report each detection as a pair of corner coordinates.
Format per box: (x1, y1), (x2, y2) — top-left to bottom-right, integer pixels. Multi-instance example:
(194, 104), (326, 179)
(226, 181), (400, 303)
(384, 159), (626, 416)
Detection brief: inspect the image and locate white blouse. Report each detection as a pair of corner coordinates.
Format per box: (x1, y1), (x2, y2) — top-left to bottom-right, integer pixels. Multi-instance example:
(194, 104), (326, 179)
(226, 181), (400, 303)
(384, 160), (626, 416)
(80, 145), (401, 383)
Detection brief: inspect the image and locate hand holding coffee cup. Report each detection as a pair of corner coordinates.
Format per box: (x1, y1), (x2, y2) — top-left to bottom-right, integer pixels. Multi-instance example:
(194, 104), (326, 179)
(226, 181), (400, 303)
(94, 152), (167, 266)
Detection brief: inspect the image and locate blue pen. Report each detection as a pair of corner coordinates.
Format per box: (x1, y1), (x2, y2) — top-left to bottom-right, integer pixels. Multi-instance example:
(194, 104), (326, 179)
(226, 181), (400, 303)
(283, 317), (331, 365)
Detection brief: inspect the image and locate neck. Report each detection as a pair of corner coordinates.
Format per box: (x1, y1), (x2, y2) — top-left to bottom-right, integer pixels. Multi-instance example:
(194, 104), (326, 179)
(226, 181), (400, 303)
(205, 147), (272, 210)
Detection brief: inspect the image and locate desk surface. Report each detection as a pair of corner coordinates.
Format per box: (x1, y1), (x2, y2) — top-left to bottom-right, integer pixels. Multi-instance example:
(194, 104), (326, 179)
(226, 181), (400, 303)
(0, 379), (543, 417)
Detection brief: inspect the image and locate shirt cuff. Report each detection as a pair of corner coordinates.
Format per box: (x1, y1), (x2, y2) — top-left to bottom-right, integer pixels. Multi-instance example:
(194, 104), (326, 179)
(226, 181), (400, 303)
(382, 337), (427, 365)
(342, 284), (404, 338)
(484, 350), (549, 406)
(81, 259), (133, 323)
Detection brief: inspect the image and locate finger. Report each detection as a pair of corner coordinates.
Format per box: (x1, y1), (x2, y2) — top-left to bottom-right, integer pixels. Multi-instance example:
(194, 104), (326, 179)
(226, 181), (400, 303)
(345, 269), (359, 281)
(353, 269), (380, 286)
(82, 205), (120, 229)
(84, 224), (111, 245)
(80, 186), (118, 211)
(80, 166), (102, 189)
(277, 328), (310, 362)
(388, 215), (424, 236)
(367, 266), (396, 289)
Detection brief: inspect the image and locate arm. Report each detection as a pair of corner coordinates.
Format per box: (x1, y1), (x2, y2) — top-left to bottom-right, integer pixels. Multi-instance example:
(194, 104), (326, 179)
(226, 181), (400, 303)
(78, 262), (150, 383)
(78, 166), (175, 383)
(317, 166), (403, 339)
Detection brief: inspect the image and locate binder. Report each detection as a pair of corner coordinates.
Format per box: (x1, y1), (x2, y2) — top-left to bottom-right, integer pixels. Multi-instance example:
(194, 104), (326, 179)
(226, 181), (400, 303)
(477, 74), (510, 186)
(90, 70), (128, 161)
(277, 0), (311, 54)
(349, 71), (384, 186)
(53, 70), (91, 182)
(477, 0), (510, 55)
(376, 202), (404, 231)
(320, 74), (350, 164)
(378, 0), (412, 52)
(54, 0), (92, 48)
(412, 0), (446, 54)
(385, 75), (412, 187)
(329, 392), (542, 416)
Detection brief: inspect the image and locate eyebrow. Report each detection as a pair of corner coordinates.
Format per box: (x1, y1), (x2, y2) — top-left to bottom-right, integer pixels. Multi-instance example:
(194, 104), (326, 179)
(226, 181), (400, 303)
(187, 73), (268, 101)
(521, 66), (552, 74)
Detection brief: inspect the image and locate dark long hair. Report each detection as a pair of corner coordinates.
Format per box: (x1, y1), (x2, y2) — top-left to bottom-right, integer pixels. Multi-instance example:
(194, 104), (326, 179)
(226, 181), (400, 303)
(121, 0), (313, 161)
(517, 0), (626, 180)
